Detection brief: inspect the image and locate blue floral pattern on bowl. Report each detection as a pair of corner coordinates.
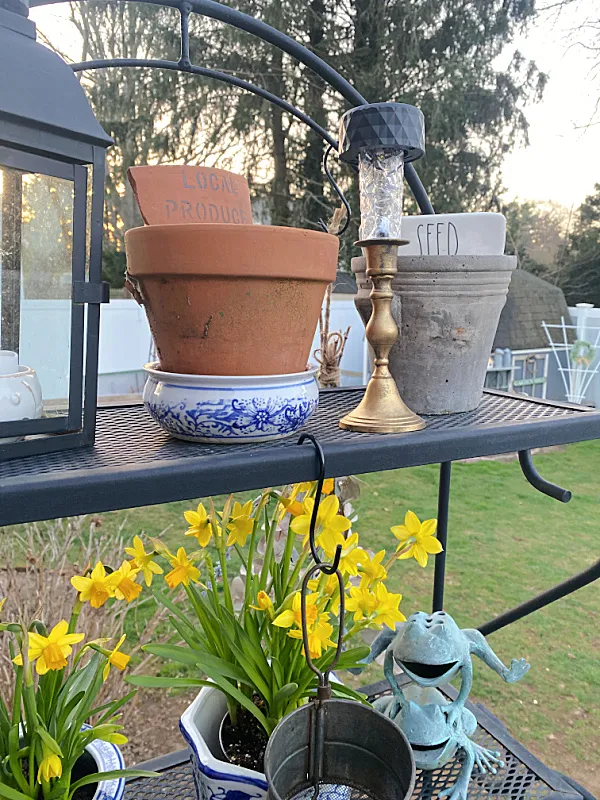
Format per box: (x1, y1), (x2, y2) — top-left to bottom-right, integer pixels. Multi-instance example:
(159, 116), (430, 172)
(82, 724), (125, 800)
(143, 364), (319, 444)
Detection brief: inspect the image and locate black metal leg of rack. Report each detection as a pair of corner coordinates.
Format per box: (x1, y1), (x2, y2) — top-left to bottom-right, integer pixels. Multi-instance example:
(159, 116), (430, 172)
(477, 450), (600, 635)
(478, 557), (600, 636)
(432, 461), (452, 612)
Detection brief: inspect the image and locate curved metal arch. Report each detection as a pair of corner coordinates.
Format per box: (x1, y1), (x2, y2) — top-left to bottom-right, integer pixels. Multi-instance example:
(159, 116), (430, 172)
(71, 58), (338, 150)
(34, 0), (435, 214)
(71, 58), (352, 231)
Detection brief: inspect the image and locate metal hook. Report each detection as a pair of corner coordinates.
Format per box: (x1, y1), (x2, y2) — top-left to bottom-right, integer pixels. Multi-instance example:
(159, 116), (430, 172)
(301, 562), (346, 693)
(297, 433), (342, 573)
(318, 145), (352, 237)
(518, 450), (572, 503)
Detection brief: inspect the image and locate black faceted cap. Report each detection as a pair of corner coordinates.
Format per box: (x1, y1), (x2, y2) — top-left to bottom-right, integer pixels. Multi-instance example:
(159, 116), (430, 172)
(338, 102), (425, 164)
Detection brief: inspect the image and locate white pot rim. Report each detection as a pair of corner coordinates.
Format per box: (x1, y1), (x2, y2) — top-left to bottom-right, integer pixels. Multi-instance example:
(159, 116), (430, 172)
(179, 686), (268, 789)
(144, 363), (318, 386)
(402, 211), (505, 219)
(0, 365), (37, 379)
(82, 725), (126, 800)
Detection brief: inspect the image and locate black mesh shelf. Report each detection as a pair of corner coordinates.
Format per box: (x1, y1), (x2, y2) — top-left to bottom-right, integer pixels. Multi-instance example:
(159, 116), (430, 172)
(1, 387), (599, 527)
(127, 681), (587, 800)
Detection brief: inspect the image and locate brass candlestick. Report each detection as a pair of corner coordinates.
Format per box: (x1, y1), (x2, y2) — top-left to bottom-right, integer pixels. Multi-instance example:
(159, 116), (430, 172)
(339, 239), (425, 433)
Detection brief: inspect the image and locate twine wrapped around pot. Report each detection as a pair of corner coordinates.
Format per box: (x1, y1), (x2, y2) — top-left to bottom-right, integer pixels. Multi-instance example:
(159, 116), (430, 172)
(314, 208), (351, 389)
(314, 328), (349, 388)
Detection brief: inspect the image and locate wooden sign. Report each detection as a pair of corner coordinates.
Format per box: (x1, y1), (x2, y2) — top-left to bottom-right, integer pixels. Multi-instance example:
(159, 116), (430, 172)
(128, 165), (253, 226)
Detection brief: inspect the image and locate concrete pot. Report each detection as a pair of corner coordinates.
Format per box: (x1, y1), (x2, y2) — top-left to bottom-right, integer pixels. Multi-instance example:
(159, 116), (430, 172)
(352, 254), (517, 415)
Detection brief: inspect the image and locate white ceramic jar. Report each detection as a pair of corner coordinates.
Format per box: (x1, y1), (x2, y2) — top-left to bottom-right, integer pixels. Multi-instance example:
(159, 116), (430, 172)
(0, 351), (43, 443)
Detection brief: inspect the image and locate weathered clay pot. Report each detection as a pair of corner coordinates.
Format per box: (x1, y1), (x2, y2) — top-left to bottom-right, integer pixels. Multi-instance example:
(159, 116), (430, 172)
(126, 224), (338, 376)
(352, 254), (516, 414)
(128, 165), (253, 226)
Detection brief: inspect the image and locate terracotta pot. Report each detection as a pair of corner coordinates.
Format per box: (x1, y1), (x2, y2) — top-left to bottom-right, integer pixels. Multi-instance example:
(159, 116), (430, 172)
(128, 165), (253, 226)
(125, 224), (338, 376)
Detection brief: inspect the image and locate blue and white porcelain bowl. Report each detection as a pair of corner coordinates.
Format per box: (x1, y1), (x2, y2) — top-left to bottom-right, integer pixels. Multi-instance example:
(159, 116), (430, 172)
(143, 363), (319, 444)
(82, 726), (125, 800)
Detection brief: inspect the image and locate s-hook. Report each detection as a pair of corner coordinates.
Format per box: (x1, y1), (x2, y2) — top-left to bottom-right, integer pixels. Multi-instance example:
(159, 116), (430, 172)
(301, 562), (345, 699)
(296, 433), (342, 573)
(318, 145), (352, 237)
(518, 450), (572, 503)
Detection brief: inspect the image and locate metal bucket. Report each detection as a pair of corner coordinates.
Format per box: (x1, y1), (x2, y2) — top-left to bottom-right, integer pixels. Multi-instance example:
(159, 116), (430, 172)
(265, 699), (415, 800)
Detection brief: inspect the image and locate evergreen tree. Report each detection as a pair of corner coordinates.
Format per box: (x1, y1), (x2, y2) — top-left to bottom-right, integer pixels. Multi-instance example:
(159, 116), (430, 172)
(559, 184), (600, 305)
(57, 0), (547, 283)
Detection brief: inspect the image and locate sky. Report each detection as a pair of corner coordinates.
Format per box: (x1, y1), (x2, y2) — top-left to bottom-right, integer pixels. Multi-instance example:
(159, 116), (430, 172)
(501, 0), (600, 207)
(29, 0), (600, 210)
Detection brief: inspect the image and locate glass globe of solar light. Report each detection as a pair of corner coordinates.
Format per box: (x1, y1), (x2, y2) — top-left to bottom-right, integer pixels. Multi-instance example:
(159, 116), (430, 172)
(358, 148), (405, 242)
(336, 102), (427, 434)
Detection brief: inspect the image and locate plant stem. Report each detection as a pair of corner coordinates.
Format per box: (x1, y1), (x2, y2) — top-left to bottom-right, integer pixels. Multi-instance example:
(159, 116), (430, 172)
(258, 505), (277, 594)
(285, 544), (310, 596)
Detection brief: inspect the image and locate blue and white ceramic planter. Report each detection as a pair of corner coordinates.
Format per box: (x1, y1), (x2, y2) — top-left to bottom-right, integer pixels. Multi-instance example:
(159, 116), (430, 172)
(180, 687), (268, 800)
(143, 364), (319, 444)
(83, 728), (125, 800)
(180, 687), (351, 800)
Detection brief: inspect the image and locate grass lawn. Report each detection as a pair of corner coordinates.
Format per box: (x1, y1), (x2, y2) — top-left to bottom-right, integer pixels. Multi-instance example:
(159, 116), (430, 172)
(6, 441), (599, 788)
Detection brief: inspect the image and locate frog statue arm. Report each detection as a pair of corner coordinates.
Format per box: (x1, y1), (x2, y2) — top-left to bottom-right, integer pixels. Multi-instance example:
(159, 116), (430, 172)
(463, 629), (531, 683)
(346, 626), (398, 675)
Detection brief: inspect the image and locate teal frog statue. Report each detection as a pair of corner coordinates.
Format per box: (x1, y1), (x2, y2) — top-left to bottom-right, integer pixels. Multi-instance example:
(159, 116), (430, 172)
(362, 611), (530, 800)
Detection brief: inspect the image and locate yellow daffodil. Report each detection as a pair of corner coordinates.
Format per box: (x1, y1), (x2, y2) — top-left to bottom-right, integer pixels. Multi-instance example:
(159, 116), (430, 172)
(37, 742), (62, 783)
(124, 536), (164, 586)
(103, 732), (128, 745)
(273, 591), (318, 631)
(358, 550), (387, 589)
(373, 583), (406, 629)
(336, 533), (367, 576)
(184, 502), (213, 547)
(293, 481), (315, 493)
(165, 547), (201, 588)
(71, 562), (118, 609)
(294, 479), (334, 495)
(278, 495), (305, 518)
(322, 478), (335, 495)
(307, 573), (343, 614)
(102, 634), (130, 681)
(251, 590), (274, 617)
(345, 587), (378, 622)
(112, 561), (142, 602)
(226, 500), (255, 547)
(14, 620), (84, 675)
(307, 573), (338, 598)
(288, 612), (336, 658)
(0, 597), (5, 615)
(391, 511), (442, 568)
(290, 495), (351, 550)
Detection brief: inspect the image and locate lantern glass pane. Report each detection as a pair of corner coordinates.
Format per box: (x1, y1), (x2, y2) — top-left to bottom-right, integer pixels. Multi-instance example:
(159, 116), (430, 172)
(0, 165), (74, 417)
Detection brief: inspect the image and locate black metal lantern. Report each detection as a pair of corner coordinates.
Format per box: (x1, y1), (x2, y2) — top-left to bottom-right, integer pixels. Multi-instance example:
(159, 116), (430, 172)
(0, 0), (112, 460)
